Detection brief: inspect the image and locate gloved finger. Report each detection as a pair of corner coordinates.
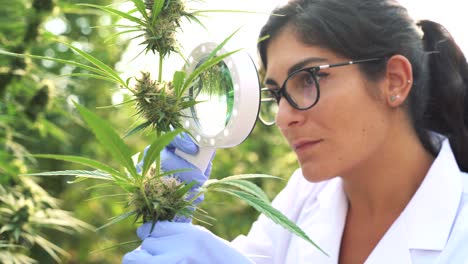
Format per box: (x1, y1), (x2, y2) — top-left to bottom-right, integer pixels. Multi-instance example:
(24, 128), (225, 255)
(122, 248), (185, 264)
(167, 133), (198, 155)
(121, 248), (154, 264)
(161, 148), (208, 187)
(135, 146), (151, 174)
(136, 222), (156, 240)
(141, 236), (181, 255)
(137, 221), (195, 240)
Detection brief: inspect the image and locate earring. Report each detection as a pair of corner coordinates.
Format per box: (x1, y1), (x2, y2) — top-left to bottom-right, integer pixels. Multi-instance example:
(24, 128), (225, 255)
(390, 95), (400, 102)
(407, 80), (412, 84)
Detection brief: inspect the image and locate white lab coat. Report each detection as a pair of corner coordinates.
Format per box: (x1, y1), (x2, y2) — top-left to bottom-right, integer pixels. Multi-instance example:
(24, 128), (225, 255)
(231, 139), (468, 263)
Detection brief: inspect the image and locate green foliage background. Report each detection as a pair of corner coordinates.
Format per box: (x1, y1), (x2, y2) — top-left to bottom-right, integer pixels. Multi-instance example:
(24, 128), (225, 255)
(0, 0), (297, 263)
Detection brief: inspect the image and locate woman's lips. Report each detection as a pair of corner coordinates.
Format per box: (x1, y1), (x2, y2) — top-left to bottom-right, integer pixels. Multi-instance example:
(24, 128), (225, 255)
(293, 140), (323, 152)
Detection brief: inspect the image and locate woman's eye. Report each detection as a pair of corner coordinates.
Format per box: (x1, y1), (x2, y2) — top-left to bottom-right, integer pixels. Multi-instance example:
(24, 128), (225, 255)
(300, 74), (314, 86)
(316, 72), (330, 81)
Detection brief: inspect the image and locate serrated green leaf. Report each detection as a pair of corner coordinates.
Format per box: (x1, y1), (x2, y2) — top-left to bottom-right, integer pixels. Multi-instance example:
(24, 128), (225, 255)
(25, 170), (112, 180)
(158, 168), (191, 177)
(0, 49), (110, 78)
(90, 239), (140, 254)
(124, 121), (152, 138)
(180, 29), (242, 96)
(218, 174), (282, 182)
(86, 182), (115, 191)
(174, 181), (197, 198)
(181, 49), (241, 97)
(64, 73), (119, 84)
(74, 103), (139, 180)
(78, 4), (146, 27)
(184, 13), (207, 30)
(85, 193), (128, 201)
(191, 9), (267, 15)
(151, 0), (165, 25)
(205, 174), (281, 188)
(104, 28), (143, 44)
(97, 211), (137, 231)
(61, 42), (128, 89)
(34, 235), (69, 262)
(31, 154), (123, 178)
(215, 189), (328, 256)
(0, 224), (14, 234)
(208, 179), (270, 202)
(142, 129), (182, 176)
(172, 70), (186, 96)
(131, 0), (150, 22)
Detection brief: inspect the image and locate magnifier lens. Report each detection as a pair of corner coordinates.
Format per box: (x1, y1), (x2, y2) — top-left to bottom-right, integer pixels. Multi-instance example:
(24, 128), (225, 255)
(190, 60), (234, 137)
(260, 89), (278, 126)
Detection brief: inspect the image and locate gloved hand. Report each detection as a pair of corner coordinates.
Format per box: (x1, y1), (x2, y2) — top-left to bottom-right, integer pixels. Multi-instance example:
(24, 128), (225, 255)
(122, 221), (253, 264)
(135, 132), (214, 222)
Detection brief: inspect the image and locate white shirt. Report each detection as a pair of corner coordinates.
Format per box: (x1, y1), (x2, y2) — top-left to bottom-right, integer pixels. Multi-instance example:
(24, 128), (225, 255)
(232, 140), (468, 263)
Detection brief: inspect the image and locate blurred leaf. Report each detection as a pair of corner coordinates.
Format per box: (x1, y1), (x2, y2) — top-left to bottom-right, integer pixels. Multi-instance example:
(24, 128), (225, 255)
(207, 179), (270, 202)
(32, 154), (122, 178)
(74, 102), (138, 179)
(25, 170), (112, 180)
(97, 211), (137, 231)
(62, 42), (129, 90)
(215, 188), (327, 256)
(78, 4), (146, 27)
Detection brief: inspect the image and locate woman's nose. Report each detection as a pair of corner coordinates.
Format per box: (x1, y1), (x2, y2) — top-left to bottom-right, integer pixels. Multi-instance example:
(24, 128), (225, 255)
(275, 98), (305, 130)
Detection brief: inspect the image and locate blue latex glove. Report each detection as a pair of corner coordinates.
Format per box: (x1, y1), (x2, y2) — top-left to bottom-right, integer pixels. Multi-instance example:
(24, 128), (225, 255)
(135, 133), (214, 222)
(122, 221), (253, 264)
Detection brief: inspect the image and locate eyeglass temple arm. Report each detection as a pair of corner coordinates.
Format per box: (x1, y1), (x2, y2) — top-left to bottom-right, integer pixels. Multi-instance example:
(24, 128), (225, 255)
(319, 57), (384, 70)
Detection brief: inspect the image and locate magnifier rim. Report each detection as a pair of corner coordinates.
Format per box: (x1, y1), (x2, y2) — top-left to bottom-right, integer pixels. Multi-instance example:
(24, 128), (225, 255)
(182, 42), (261, 148)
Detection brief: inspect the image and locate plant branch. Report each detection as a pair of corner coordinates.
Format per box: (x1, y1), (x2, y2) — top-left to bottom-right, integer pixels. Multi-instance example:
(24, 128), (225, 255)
(158, 55), (164, 82)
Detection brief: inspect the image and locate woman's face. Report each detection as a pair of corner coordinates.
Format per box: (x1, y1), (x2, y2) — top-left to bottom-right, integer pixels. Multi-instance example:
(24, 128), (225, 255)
(265, 29), (392, 182)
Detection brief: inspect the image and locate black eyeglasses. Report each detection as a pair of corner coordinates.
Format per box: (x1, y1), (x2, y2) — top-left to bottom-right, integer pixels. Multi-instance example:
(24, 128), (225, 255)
(259, 57), (385, 125)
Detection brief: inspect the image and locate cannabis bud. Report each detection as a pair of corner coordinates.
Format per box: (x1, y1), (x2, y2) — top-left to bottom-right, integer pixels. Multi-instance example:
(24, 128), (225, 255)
(134, 72), (195, 132)
(130, 168), (194, 222)
(144, 0), (186, 57)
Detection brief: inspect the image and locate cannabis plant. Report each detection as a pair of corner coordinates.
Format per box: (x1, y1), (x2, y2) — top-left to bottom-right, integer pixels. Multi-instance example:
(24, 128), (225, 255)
(27, 102), (323, 254)
(1, 0), (326, 256)
(0, 178), (92, 264)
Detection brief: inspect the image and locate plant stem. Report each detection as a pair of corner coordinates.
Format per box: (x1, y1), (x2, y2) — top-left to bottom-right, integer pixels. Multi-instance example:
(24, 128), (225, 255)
(158, 55), (163, 82)
(155, 129), (162, 176)
(140, 184), (152, 221)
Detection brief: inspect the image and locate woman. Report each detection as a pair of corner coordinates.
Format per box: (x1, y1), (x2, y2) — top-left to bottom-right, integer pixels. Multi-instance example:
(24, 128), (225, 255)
(123, 0), (468, 263)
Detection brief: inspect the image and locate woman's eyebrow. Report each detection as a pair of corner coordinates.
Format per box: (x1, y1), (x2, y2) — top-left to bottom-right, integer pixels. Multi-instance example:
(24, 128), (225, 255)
(264, 57), (329, 87)
(287, 57), (329, 75)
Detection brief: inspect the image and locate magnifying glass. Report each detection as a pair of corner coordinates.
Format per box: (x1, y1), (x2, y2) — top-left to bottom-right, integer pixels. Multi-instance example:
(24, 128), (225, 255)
(176, 42), (260, 171)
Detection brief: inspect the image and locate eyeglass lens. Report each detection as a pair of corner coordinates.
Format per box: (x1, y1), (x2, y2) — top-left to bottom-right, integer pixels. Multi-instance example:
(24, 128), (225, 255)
(259, 70), (318, 125)
(260, 89), (279, 126)
(285, 70), (319, 109)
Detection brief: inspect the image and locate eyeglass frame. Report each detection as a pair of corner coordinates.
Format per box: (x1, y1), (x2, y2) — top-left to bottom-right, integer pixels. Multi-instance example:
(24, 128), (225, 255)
(261, 57), (386, 113)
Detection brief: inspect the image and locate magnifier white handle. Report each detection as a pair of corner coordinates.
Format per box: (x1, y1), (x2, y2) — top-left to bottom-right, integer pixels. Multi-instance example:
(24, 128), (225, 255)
(175, 147), (215, 173)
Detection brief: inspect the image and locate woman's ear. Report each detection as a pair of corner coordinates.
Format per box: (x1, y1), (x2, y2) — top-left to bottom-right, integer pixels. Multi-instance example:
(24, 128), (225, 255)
(382, 55), (413, 107)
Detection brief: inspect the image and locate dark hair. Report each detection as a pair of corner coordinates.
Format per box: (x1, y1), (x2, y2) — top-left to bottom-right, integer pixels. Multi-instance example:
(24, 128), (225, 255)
(258, 0), (468, 172)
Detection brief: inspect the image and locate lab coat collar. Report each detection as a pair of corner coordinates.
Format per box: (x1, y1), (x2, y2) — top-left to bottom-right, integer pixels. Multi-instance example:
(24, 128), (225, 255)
(366, 139), (463, 263)
(405, 139), (463, 250)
